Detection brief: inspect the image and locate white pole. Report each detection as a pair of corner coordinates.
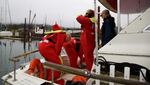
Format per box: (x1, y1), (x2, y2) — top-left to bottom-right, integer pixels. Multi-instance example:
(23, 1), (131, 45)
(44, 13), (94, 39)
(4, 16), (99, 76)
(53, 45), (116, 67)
(139, 69), (146, 82)
(117, 0), (121, 33)
(94, 0), (100, 85)
(127, 13), (129, 25)
(124, 67), (130, 80)
(109, 65), (115, 85)
(94, 0), (98, 67)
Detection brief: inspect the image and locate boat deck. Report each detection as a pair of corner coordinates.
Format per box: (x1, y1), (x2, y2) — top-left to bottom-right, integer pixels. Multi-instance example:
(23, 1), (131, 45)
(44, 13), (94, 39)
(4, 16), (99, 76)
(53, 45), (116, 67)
(2, 63), (58, 85)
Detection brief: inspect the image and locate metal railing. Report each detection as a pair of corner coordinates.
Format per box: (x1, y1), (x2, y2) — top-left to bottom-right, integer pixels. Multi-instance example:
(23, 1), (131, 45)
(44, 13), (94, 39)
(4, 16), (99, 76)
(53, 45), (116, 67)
(9, 50), (150, 85)
(9, 50), (39, 81)
(44, 61), (150, 85)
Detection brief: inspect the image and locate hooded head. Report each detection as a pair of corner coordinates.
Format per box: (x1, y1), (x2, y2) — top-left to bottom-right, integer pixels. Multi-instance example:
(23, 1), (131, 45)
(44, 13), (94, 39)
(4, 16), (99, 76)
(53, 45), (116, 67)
(44, 23), (64, 35)
(85, 9), (95, 18)
(101, 9), (111, 19)
(51, 23), (61, 31)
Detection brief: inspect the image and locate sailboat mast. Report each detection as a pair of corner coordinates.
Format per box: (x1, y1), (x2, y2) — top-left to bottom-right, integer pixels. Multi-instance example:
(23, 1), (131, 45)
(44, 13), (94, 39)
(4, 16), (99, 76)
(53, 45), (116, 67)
(29, 10), (31, 25)
(31, 13), (36, 24)
(0, 7), (2, 29)
(0, 0), (12, 28)
(4, 0), (7, 26)
(28, 10), (32, 41)
(7, 0), (12, 24)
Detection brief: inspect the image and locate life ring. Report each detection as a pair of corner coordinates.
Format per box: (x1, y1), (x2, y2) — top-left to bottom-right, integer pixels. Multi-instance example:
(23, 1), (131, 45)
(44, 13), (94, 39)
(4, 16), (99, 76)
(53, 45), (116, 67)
(27, 58), (44, 79)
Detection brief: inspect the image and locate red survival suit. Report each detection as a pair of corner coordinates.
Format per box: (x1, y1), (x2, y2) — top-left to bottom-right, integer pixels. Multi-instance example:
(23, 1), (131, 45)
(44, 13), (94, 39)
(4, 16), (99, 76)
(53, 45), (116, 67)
(28, 58), (44, 79)
(38, 24), (66, 85)
(76, 15), (95, 71)
(63, 37), (83, 68)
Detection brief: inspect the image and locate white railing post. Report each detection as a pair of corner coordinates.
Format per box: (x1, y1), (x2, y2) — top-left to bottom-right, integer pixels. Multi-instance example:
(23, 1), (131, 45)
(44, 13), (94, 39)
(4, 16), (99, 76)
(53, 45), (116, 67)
(109, 65), (115, 85)
(124, 67), (130, 80)
(139, 68), (146, 82)
(95, 64), (101, 85)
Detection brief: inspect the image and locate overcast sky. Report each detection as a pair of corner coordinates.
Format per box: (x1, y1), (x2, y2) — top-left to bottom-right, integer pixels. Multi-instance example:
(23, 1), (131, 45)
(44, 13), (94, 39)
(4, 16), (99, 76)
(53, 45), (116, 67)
(1, 0), (140, 28)
(1, 0), (106, 27)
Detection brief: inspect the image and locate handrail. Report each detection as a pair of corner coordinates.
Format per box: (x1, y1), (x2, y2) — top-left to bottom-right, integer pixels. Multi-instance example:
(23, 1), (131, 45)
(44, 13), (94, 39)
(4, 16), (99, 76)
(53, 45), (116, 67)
(9, 49), (39, 61)
(9, 50), (150, 85)
(99, 52), (150, 57)
(9, 49), (39, 81)
(44, 61), (150, 85)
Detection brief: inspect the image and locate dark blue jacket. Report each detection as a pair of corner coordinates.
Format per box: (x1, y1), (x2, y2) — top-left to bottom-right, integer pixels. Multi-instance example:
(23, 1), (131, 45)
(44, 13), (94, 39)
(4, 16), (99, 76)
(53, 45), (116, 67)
(101, 16), (116, 46)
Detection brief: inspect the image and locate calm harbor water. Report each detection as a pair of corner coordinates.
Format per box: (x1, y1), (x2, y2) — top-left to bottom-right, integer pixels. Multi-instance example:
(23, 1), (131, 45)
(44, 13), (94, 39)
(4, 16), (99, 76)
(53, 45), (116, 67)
(0, 39), (42, 85)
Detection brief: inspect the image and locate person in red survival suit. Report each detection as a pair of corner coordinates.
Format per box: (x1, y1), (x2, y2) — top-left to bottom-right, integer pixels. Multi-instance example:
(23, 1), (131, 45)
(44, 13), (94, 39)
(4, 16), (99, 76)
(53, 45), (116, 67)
(63, 33), (84, 68)
(38, 23), (67, 85)
(76, 9), (96, 71)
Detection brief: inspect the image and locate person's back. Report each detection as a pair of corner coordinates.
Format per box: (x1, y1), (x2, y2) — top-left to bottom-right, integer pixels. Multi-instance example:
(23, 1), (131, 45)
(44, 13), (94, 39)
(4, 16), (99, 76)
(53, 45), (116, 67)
(76, 9), (95, 71)
(38, 23), (67, 85)
(101, 10), (116, 46)
(63, 37), (84, 68)
(63, 37), (79, 68)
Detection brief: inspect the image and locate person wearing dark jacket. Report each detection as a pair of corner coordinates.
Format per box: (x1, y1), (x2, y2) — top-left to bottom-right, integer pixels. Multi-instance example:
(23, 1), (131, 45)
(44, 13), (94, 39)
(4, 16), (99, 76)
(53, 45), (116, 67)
(100, 9), (116, 47)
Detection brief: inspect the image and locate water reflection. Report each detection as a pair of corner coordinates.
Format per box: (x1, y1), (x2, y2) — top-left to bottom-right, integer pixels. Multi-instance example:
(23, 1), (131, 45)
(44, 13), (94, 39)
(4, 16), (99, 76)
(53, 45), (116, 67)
(0, 39), (42, 84)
